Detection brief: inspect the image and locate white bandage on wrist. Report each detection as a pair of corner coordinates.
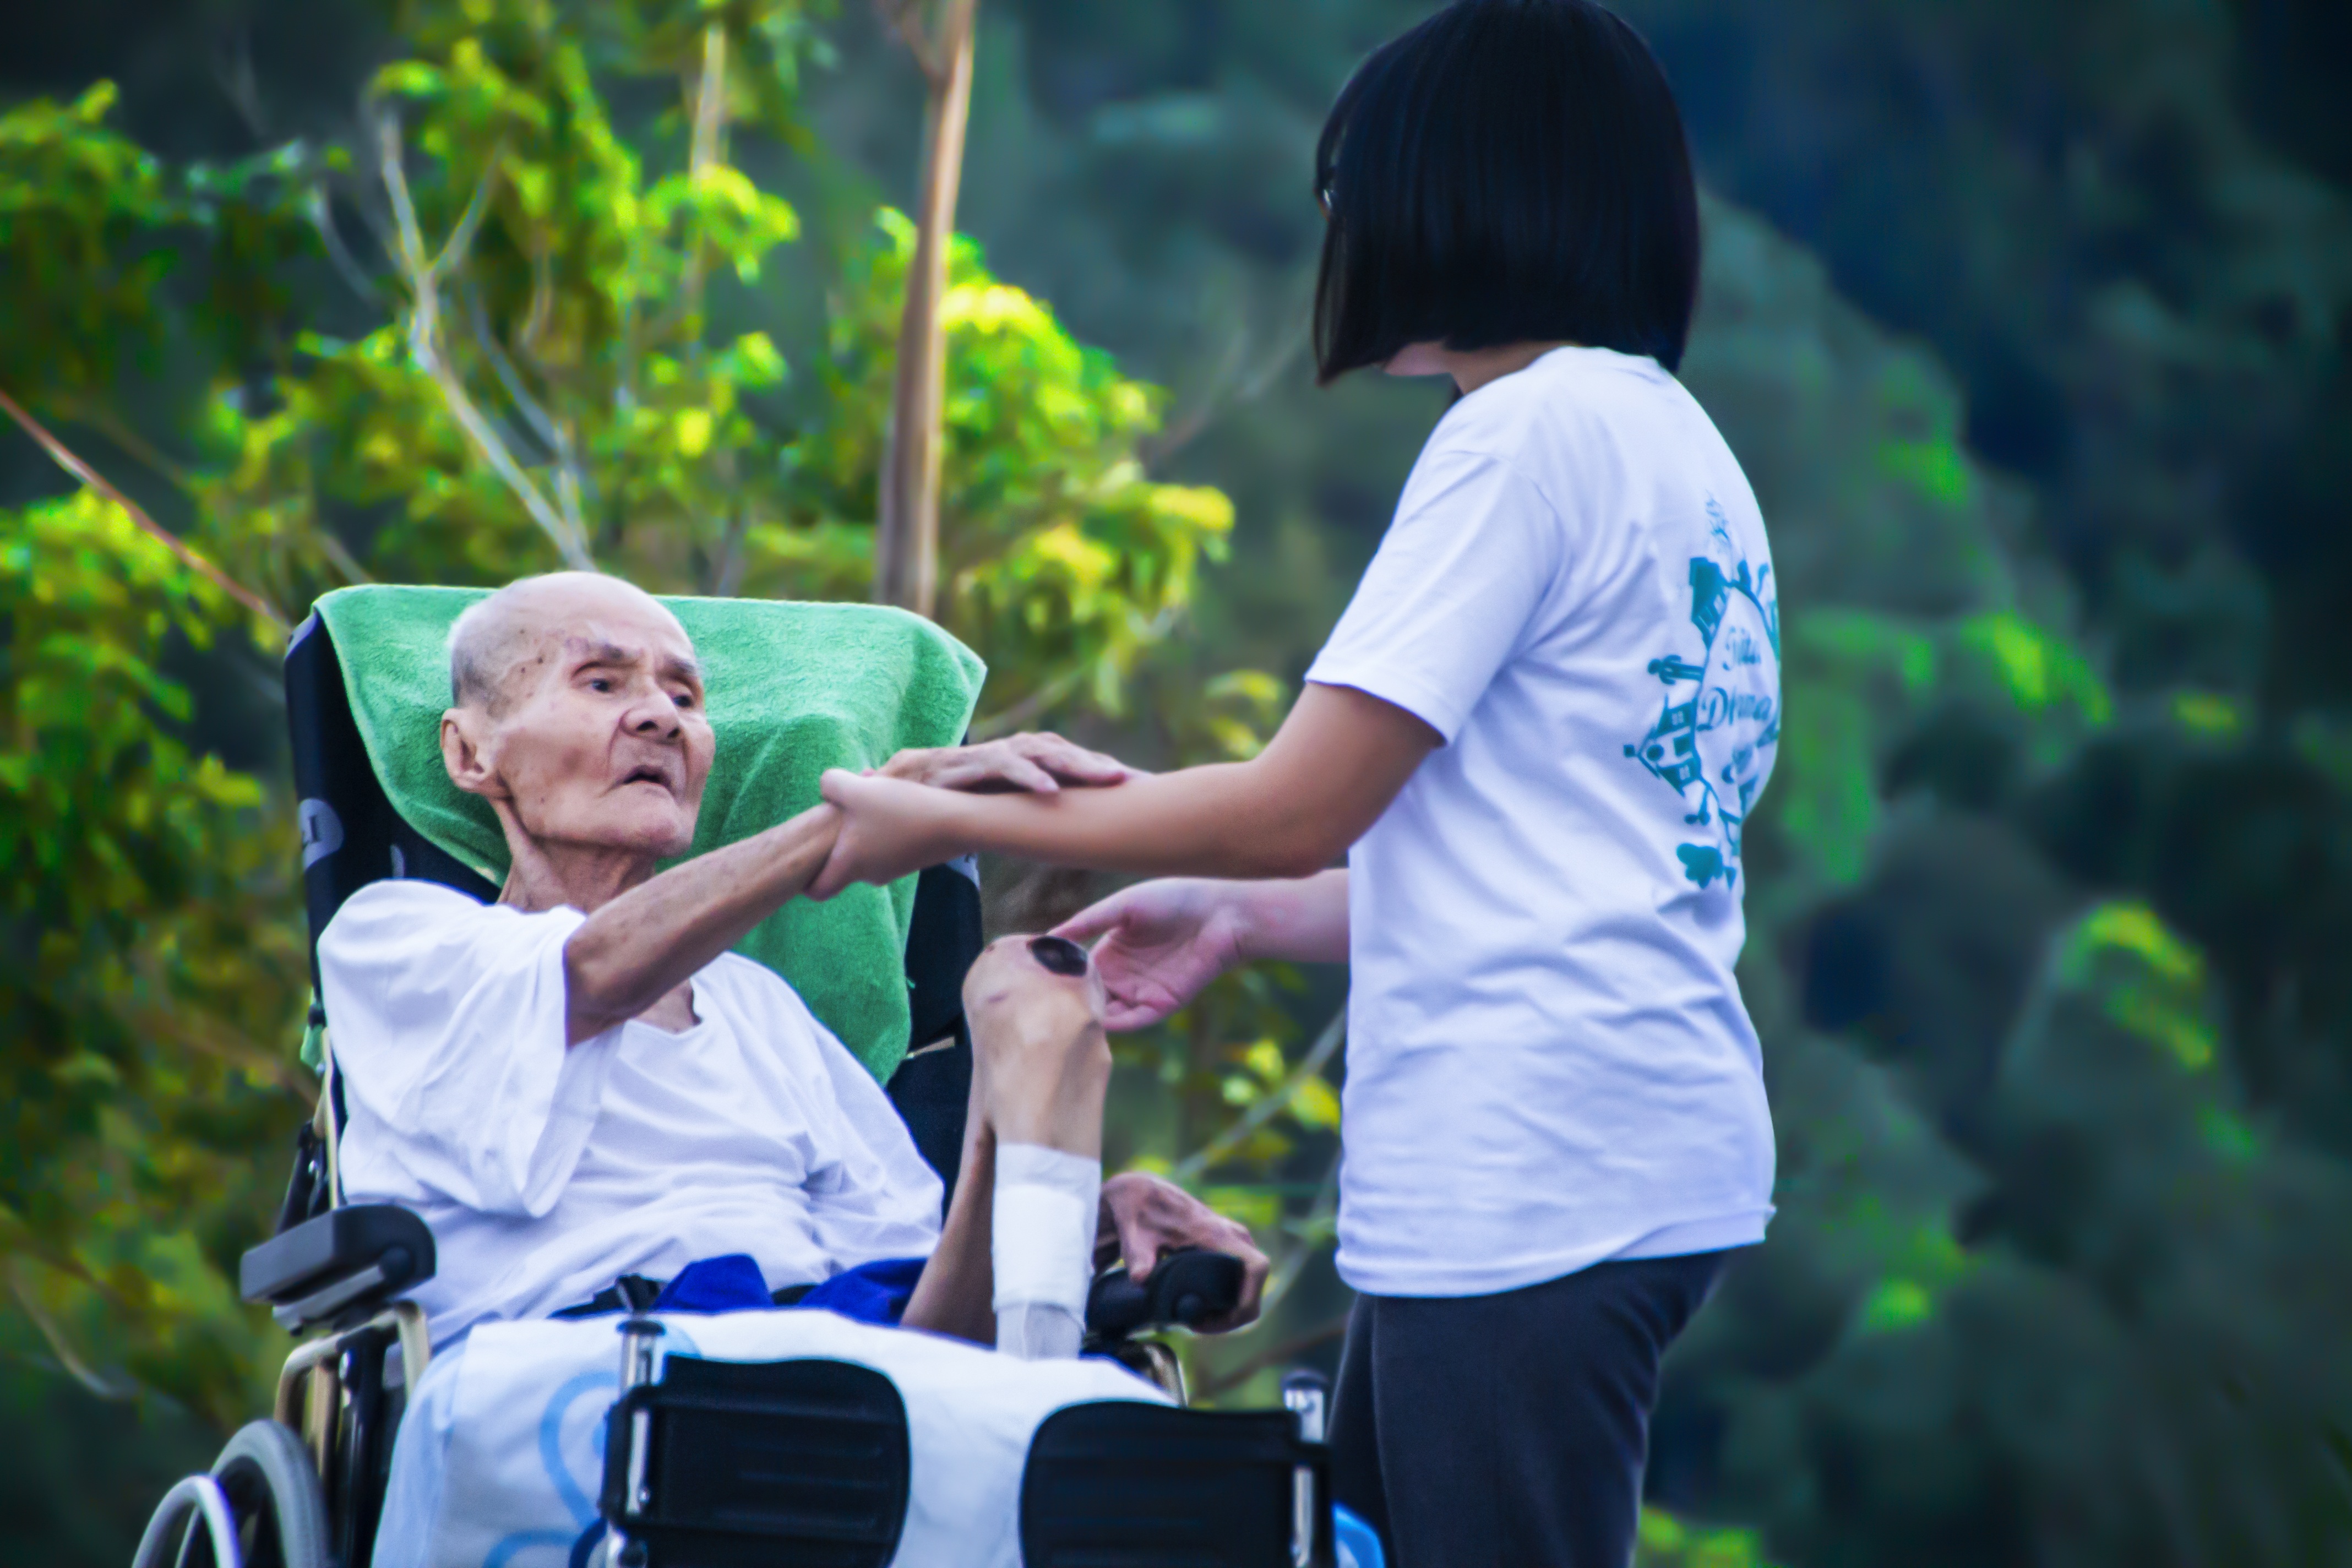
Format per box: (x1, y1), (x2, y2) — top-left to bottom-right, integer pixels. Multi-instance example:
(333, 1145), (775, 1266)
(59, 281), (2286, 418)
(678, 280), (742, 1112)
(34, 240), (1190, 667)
(991, 1143), (1102, 1360)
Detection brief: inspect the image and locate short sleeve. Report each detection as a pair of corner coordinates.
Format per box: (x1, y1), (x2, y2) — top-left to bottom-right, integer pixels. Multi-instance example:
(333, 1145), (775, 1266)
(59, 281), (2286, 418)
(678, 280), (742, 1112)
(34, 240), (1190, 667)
(1304, 450), (1567, 743)
(320, 881), (610, 1218)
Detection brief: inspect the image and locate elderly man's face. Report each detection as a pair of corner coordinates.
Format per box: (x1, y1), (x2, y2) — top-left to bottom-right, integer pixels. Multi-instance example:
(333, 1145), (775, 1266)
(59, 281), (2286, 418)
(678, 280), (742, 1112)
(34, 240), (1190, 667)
(444, 580), (715, 860)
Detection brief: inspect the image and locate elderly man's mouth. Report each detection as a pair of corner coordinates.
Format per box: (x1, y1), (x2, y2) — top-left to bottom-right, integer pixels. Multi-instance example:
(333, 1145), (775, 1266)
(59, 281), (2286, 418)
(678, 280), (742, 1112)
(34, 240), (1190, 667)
(616, 764), (676, 793)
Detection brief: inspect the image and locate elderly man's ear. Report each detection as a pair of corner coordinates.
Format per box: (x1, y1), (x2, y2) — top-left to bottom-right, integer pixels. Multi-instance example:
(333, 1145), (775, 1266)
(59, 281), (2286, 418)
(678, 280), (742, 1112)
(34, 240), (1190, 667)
(440, 709), (512, 802)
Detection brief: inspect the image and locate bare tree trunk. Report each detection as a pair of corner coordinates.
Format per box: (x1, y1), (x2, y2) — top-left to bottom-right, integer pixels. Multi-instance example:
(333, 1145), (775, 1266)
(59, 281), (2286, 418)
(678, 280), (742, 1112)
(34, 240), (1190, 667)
(873, 0), (978, 620)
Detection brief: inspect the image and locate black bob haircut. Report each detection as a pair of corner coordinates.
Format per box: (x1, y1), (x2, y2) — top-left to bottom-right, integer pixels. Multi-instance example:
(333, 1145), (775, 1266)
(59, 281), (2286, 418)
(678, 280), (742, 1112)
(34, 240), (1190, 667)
(1313, 0), (1700, 381)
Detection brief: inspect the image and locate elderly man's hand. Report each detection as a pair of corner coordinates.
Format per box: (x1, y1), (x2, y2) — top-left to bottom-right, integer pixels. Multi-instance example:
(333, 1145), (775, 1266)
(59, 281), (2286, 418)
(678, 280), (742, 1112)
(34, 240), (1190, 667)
(1096, 1171), (1270, 1333)
(877, 733), (1135, 794)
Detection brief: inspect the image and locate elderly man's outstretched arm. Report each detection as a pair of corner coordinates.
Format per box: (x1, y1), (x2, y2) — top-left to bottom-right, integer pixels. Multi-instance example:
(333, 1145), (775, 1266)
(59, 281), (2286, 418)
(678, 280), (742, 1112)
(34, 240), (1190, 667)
(553, 807), (844, 1045)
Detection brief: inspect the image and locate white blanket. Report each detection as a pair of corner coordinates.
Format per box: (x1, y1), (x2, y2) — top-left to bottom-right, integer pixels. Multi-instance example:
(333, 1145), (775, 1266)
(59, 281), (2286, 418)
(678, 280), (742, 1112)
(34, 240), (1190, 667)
(375, 1311), (1170, 1568)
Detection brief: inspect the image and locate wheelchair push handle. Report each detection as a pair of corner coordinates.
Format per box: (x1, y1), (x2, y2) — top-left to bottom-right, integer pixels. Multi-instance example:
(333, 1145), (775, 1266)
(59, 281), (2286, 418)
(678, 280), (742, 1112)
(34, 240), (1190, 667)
(1084, 1246), (1247, 1340)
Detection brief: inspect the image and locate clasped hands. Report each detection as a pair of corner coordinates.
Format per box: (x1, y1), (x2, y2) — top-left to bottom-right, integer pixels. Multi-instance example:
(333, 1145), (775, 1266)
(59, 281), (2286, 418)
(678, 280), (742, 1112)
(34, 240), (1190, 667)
(820, 736), (1239, 1032)
(818, 728), (1125, 895)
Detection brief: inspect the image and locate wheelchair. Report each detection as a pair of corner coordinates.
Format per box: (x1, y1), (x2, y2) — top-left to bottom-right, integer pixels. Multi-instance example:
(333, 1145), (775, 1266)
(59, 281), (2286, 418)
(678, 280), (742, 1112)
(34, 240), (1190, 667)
(130, 589), (1358, 1568)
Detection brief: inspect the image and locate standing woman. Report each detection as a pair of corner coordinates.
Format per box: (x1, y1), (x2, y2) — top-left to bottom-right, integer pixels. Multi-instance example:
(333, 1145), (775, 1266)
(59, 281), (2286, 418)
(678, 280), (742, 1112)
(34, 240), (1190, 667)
(815, 2), (1779, 1561)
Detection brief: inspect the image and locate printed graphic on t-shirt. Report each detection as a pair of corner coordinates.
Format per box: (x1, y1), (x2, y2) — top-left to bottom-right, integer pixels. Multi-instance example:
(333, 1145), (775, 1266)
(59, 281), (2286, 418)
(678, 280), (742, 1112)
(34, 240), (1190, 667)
(1624, 499), (1781, 889)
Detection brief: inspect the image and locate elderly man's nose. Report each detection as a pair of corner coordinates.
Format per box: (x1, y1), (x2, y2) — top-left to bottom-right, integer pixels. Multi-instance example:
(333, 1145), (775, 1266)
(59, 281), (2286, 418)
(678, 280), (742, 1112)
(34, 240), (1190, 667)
(628, 698), (681, 737)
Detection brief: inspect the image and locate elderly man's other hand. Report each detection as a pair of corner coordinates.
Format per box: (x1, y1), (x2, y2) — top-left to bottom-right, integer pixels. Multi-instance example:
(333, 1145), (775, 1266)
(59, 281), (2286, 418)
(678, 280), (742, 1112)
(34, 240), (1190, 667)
(1096, 1170), (1270, 1333)
(877, 732), (1135, 794)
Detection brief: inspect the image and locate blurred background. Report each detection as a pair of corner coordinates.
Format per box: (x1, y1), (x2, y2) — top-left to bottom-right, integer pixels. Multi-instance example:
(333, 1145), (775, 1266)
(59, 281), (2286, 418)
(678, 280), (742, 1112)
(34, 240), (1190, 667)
(4, 1), (2349, 1563)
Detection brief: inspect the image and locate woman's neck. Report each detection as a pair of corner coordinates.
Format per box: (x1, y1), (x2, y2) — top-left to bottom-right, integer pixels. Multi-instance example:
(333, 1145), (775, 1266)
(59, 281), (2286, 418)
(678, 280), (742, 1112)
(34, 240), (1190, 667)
(1385, 339), (1572, 395)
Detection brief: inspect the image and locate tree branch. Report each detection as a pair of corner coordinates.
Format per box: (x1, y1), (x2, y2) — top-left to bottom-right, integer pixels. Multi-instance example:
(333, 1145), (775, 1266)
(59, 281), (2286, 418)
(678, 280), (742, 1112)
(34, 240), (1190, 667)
(691, 23), (730, 175)
(57, 398), (195, 494)
(304, 186), (387, 305)
(873, 0), (979, 618)
(466, 281), (562, 461)
(968, 665), (1088, 741)
(968, 601), (1182, 738)
(1173, 1005), (1346, 1184)
(0, 388), (286, 629)
(1191, 1314), (1350, 1402)
(8, 1263), (135, 1401)
(1142, 315), (1310, 470)
(314, 526), (373, 586)
(517, 244), (554, 357)
(376, 113), (595, 570)
(873, 0), (946, 85)
(115, 990), (319, 1108)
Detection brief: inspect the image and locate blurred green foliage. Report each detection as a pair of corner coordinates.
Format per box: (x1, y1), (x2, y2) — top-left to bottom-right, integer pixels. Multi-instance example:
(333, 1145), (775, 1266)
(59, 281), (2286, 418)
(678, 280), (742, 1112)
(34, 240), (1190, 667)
(0, 489), (298, 1430)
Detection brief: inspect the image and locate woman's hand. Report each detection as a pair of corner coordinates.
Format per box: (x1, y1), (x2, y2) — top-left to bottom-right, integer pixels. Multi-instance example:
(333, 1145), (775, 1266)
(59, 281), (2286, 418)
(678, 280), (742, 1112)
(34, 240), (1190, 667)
(1050, 879), (1253, 1031)
(810, 734), (1137, 899)
(1096, 1170), (1269, 1333)
(1055, 871), (1349, 1030)
(878, 732), (1135, 794)
(810, 770), (967, 898)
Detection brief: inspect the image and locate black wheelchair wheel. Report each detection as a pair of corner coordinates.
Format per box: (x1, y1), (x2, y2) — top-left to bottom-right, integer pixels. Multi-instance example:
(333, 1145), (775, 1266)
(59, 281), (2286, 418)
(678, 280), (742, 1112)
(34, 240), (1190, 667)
(206, 1419), (330, 1568)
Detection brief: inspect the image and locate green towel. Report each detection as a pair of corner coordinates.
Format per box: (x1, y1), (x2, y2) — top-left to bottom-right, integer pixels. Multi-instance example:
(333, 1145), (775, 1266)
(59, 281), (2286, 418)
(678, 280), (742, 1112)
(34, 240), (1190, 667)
(312, 585), (986, 1082)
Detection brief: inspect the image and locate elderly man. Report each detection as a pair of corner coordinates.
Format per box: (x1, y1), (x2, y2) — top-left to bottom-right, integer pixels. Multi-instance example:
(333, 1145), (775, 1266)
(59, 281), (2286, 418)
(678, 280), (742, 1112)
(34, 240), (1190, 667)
(319, 571), (1264, 1354)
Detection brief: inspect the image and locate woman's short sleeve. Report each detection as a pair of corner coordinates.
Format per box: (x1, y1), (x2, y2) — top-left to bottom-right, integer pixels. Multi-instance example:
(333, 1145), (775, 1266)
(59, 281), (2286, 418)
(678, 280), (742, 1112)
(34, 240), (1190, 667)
(1304, 450), (1568, 743)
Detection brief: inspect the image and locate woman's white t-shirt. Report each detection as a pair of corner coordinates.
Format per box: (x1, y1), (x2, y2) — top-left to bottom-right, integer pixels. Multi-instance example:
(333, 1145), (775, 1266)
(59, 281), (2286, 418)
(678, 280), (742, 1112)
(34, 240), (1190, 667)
(318, 880), (943, 1344)
(1305, 345), (1779, 1298)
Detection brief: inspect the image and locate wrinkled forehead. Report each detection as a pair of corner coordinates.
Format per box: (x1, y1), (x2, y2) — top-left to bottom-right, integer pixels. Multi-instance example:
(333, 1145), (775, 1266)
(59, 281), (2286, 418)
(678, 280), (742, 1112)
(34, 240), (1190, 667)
(516, 586), (703, 682)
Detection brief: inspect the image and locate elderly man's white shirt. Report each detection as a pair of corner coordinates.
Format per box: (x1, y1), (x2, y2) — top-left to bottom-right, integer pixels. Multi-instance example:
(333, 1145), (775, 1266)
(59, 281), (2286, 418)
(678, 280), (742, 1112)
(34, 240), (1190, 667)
(318, 880), (943, 1345)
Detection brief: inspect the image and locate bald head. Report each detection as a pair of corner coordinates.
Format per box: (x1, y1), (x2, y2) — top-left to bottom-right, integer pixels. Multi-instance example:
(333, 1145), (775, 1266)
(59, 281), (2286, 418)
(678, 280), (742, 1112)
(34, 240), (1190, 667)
(448, 572), (699, 713)
(438, 571), (715, 868)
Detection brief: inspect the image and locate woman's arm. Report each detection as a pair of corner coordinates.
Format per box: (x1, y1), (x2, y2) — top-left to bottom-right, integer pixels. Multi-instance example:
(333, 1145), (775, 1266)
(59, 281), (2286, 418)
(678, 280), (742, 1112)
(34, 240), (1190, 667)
(1225, 868), (1352, 964)
(812, 684), (1437, 896)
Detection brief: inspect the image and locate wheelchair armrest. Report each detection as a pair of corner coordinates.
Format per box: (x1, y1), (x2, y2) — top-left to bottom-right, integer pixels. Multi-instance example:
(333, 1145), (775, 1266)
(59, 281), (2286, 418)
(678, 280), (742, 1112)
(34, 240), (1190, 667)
(1084, 1248), (1246, 1343)
(239, 1204), (437, 1332)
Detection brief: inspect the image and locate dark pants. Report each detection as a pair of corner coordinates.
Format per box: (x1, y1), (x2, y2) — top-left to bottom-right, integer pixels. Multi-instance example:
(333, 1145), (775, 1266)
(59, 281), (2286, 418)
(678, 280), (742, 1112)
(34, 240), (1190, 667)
(1330, 1250), (1732, 1568)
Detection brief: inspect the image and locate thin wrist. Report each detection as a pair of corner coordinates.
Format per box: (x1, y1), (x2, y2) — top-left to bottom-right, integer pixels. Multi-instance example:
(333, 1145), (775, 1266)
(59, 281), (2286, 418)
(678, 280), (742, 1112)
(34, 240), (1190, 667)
(781, 801), (841, 864)
(1218, 881), (1275, 965)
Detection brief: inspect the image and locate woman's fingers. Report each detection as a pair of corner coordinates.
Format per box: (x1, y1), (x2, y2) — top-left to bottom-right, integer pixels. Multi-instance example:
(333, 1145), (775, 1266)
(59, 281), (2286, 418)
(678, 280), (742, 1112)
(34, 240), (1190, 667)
(880, 733), (1130, 794)
(808, 843), (851, 901)
(1098, 995), (1175, 1032)
(993, 754), (1065, 793)
(1051, 891), (1131, 944)
(1019, 733), (1132, 785)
